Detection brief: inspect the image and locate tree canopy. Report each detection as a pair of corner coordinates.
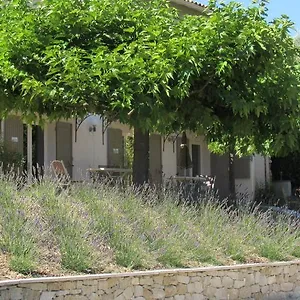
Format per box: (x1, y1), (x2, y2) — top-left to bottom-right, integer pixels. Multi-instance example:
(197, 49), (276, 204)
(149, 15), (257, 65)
(0, 0), (299, 159)
(0, 0), (180, 127)
(162, 0), (300, 157)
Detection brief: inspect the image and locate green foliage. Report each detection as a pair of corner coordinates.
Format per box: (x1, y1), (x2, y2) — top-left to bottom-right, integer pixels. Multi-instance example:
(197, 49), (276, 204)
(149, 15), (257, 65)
(0, 140), (24, 172)
(166, 0), (300, 157)
(0, 0), (299, 159)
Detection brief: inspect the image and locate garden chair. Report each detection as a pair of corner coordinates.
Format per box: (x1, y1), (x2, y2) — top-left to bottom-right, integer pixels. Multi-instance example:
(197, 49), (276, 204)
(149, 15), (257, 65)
(50, 160), (71, 189)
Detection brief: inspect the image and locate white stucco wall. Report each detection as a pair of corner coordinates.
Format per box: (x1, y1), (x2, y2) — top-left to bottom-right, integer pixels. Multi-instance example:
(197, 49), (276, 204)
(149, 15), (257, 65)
(43, 117), (108, 181)
(235, 157), (255, 200)
(161, 133), (211, 179)
(254, 154), (270, 187)
(43, 122), (56, 168)
(73, 117), (107, 181)
(162, 139), (177, 179)
(187, 133), (211, 176)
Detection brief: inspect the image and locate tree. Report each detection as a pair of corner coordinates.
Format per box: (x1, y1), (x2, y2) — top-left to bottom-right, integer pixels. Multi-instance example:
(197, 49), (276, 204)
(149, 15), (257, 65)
(158, 0), (300, 196)
(0, 0), (182, 184)
(0, 0), (299, 193)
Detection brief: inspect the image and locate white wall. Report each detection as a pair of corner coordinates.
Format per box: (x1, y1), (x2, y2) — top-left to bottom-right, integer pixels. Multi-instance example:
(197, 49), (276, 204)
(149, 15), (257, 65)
(235, 157), (255, 200)
(187, 133), (211, 176)
(73, 117), (107, 181)
(235, 155), (270, 200)
(161, 133), (212, 179)
(44, 117), (108, 181)
(254, 154), (270, 187)
(162, 139), (177, 179)
(44, 122), (56, 168)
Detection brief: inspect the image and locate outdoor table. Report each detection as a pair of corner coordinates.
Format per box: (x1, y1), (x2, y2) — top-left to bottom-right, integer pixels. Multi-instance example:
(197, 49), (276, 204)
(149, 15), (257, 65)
(87, 167), (132, 182)
(169, 175), (215, 193)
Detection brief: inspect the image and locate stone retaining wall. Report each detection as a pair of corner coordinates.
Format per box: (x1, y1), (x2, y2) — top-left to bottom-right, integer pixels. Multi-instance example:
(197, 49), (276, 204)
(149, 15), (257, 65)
(1, 261), (300, 299)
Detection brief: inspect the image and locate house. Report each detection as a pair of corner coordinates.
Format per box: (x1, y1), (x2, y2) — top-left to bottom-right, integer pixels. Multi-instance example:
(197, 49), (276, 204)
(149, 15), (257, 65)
(0, 0), (271, 199)
(0, 114), (270, 200)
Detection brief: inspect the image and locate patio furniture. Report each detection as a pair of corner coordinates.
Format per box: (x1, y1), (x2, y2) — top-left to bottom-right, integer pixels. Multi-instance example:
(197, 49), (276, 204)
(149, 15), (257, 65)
(50, 160), (71, 188)
(87, 167), (132, 183)
(168, 175), (215, 204)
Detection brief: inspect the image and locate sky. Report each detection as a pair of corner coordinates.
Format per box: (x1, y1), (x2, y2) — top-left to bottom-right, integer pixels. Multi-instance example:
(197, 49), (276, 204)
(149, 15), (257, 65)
(199, 0), (299, 36)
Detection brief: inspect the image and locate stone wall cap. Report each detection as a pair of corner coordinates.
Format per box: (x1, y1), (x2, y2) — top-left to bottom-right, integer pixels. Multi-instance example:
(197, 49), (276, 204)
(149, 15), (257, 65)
(1, 260), (299, 287)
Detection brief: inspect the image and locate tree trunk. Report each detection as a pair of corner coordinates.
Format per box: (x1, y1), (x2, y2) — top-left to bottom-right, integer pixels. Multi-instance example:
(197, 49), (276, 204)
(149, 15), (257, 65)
(133, 127), (149, 186)
(228, 151), (236, 199)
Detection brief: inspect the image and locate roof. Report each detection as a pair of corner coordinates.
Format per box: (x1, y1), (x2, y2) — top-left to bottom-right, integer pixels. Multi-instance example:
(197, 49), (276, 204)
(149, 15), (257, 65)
(182, 0), (207, 8)
(171, 0), (207, 13)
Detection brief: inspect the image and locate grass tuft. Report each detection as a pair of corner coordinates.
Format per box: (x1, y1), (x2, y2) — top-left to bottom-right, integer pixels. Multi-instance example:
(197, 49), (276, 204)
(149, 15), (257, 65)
(0, 171), (299, 276)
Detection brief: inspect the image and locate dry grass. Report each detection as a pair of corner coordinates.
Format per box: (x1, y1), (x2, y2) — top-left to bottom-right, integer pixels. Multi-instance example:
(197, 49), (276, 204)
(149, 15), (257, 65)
(0, 174), (300, 278)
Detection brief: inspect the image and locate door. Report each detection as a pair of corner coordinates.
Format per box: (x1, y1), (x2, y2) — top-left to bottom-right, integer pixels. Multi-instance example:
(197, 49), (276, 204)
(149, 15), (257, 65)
(107, 128), (124, 168)
(4, 116), (23, 154)
(210, 153), (230, 199)
(149, 134), (162, 185)
(176, 136), (191, 176)
(56, 122), (73, 177)
(192, 144), (201, 177)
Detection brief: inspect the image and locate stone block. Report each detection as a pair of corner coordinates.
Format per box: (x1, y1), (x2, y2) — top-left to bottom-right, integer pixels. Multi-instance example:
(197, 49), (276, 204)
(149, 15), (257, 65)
(98, 279), (109, 290)
(261, 285), (269, 294)
(251, 284), (260, 293)
(140, 277), (154, 286)
(108, 278), (119, 289)
(226, 271), (239, 280)
(267, 275), (276, 285)
(190, 276), (201, 283)
(90, 293), (100, 300)
(281, 282), (294, 292)
(120, 278), (132, 289)
(191, 293), (205, 300)
(40, 291), (57, 300)
(123, 286), (134, 299)
(115, 294), (125, 300)
(134, 285), (143, 297)
(114, 289), (123, 298)
(132, 278), (140, 285)
(187, 283), (196, 293)
(82, 280), (98, 287)
(176, 283), (187, 294)
(227, 288), (239, 299)
(239, 286), (252, 299)
(234, 280), (245, 289)
(143, 288), (153, 299)
(82, 285), (98, 295)
(215, 288), (228, 300)
(47, 282), (65, 291)
(222, 276), (234, 288)
(23, 289), (41, 300)
(163, 276), (177, 285)
(205, 286), (216, 298)
(174, 295), (185, 300)
(165, 286), (177, 297)
(152, 288), (165, 299)
(26, 283), (47, 291)
(9, 287), (23, 300)
(153, 276), (163, 285)
(177, 275), (190, 284)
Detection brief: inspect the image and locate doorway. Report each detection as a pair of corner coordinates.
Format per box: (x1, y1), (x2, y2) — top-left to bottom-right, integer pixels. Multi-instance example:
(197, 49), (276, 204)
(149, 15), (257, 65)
(56, 122), (73, 177)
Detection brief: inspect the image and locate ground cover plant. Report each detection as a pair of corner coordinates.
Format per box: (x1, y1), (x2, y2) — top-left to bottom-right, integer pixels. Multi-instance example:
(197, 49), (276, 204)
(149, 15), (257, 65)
(0, 173), (300, 279)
